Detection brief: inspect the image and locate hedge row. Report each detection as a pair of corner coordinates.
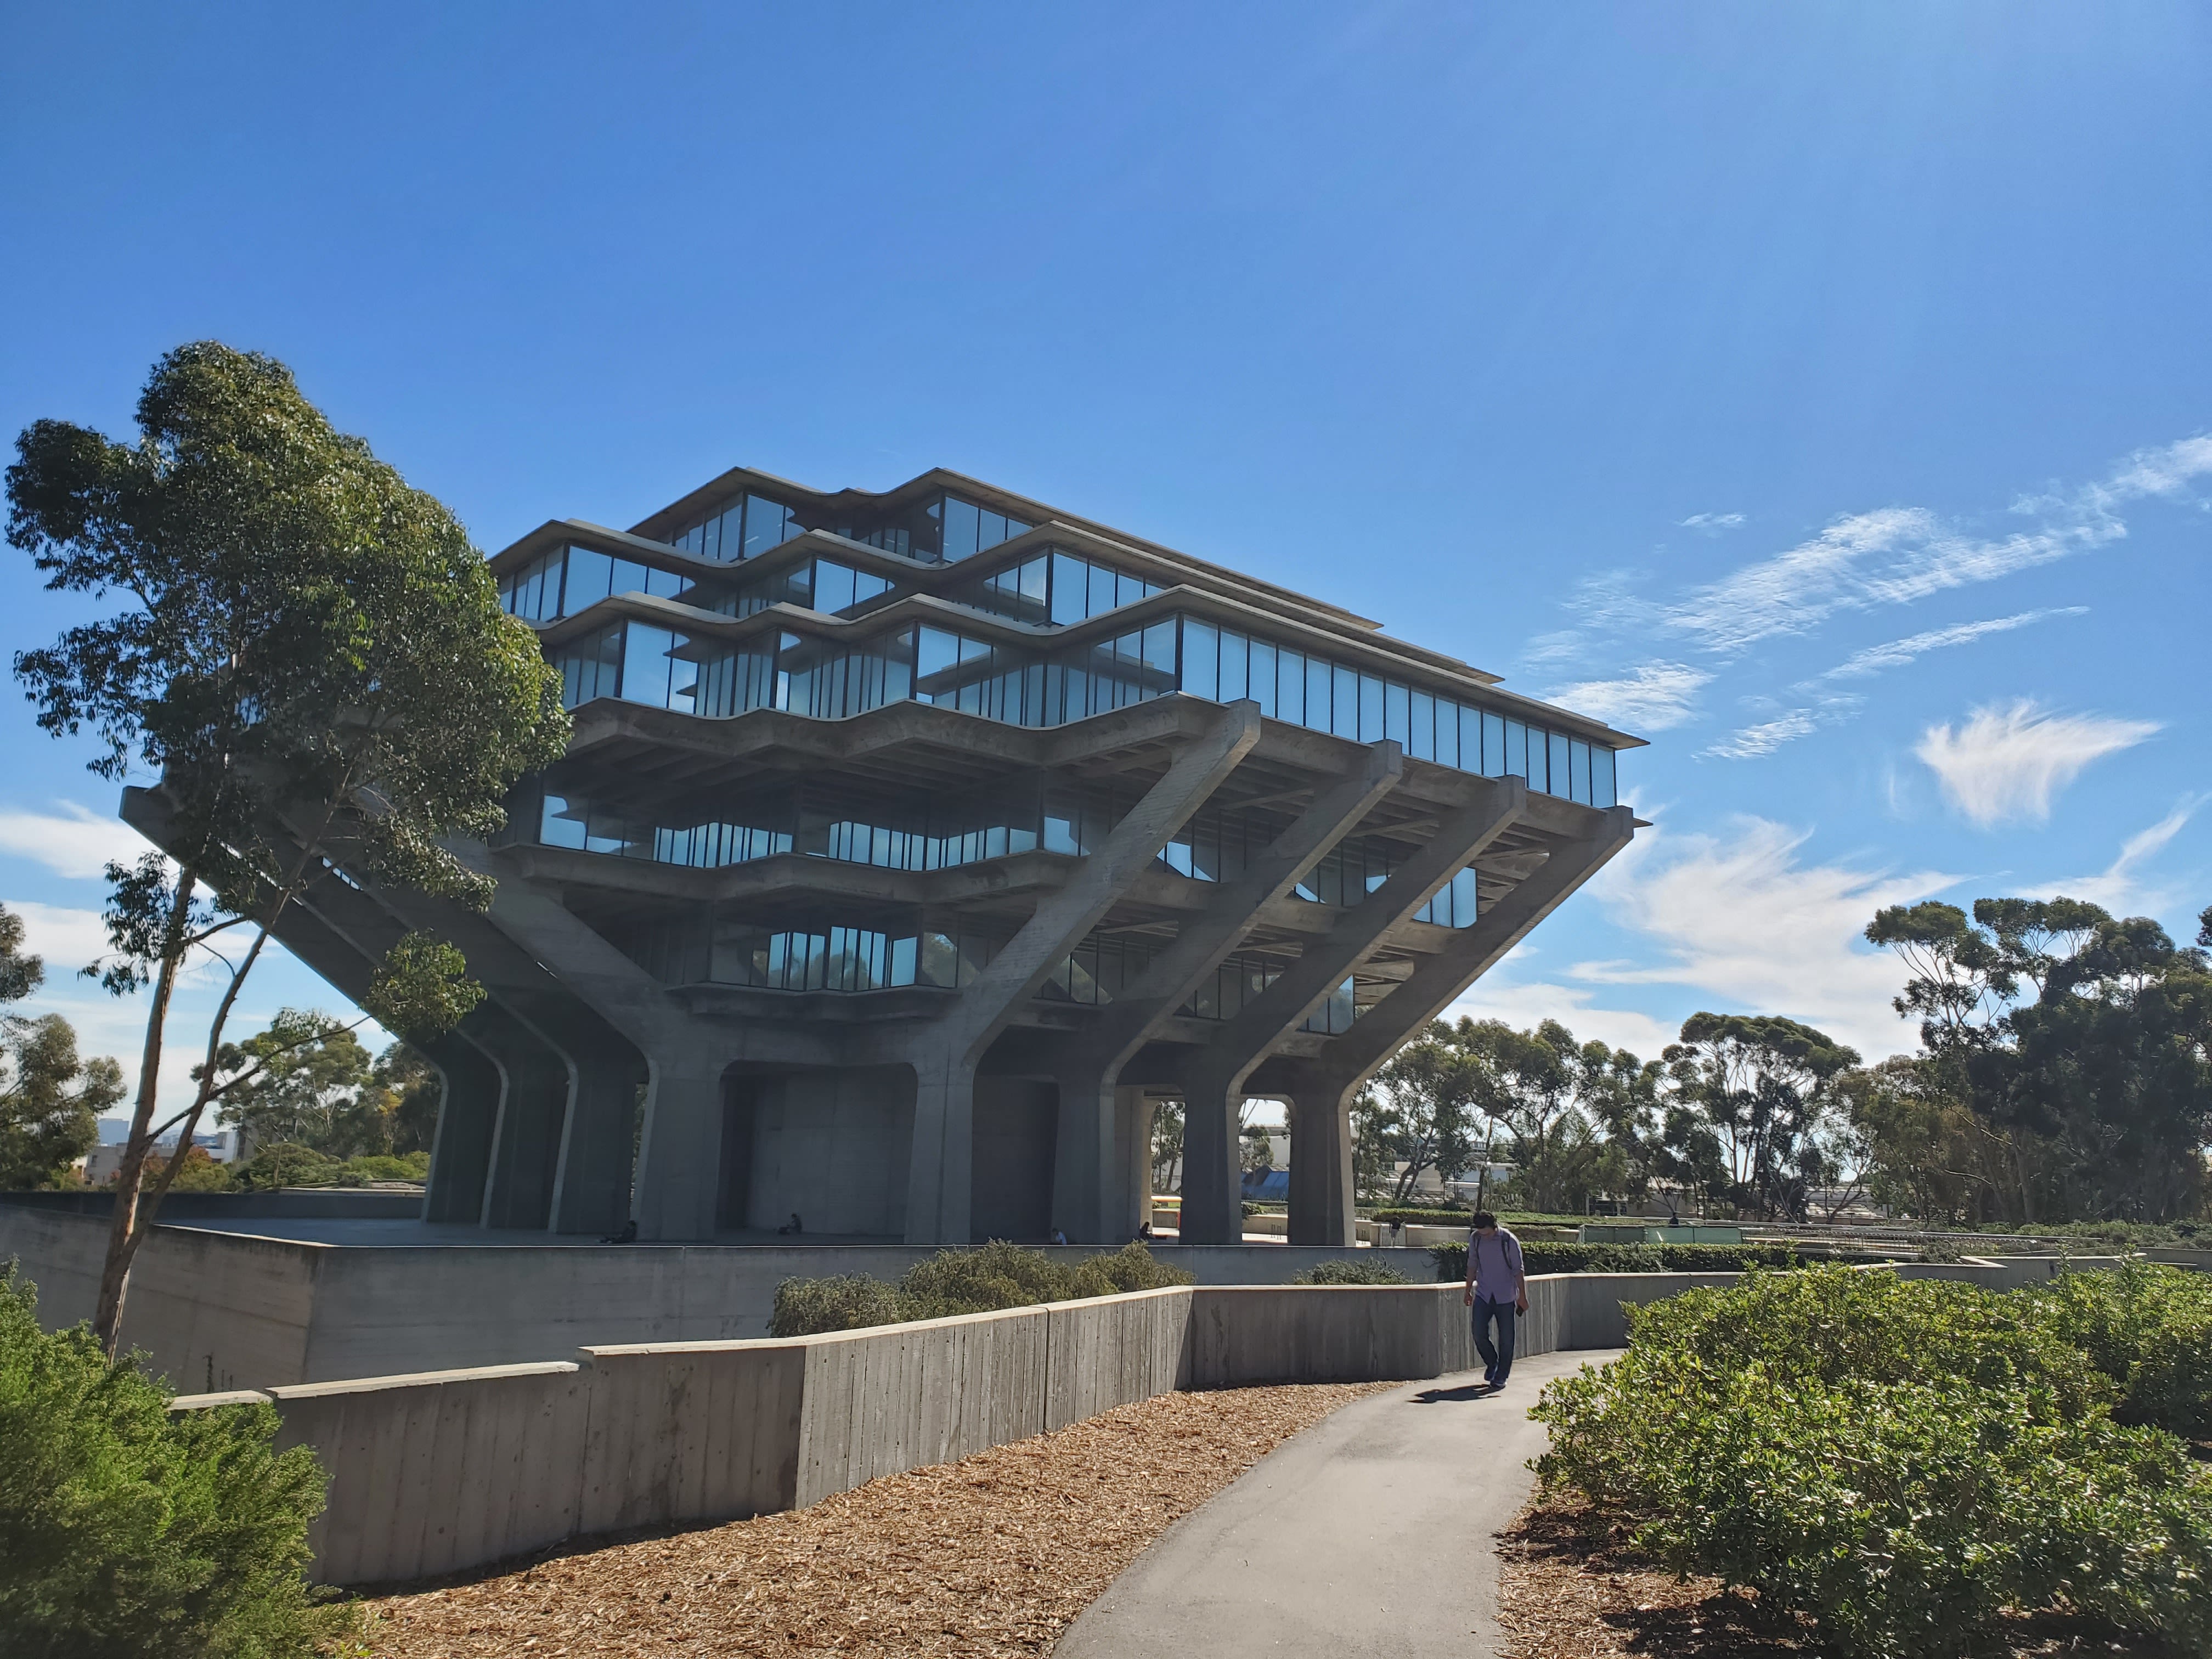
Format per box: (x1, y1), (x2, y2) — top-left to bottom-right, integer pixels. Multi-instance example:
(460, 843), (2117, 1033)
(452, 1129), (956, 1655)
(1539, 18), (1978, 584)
(1533, 1265), (2212, 1656)
(769, 1241), (1192, 1336)
(1426, 1240), (1807, 1279)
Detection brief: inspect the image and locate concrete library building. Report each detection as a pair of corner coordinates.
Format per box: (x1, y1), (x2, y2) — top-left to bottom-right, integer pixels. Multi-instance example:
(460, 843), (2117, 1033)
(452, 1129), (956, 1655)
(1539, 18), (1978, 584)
(142, 466), (1640, 1251)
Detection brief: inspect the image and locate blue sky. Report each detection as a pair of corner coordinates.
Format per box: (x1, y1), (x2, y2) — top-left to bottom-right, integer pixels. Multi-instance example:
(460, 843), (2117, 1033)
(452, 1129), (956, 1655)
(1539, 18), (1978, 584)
(1, 3), (2205, 1122)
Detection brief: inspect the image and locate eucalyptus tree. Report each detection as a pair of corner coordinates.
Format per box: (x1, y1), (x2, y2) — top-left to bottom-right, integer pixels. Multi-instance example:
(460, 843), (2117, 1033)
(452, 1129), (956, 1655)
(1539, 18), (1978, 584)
(1372, 1023), (1481, 1204)
(1661, 1013), (1860, 1220)
(6, 342), (568, 1351)
(1866, 896), (2212, 1223)
(0, 902), (123, 1189)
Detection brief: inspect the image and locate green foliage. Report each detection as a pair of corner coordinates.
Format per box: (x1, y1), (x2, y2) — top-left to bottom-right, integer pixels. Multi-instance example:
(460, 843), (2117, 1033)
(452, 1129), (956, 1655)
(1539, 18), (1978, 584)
(1426, 1239), (1805, 1280)
(8, 343), (572, 1342)
(1864, 895), (2212, 1224)
(341, 1152), (428, 1184)
(1064, 1240), (1194, 1299)
(0, 1268), (351, 1657)
(1533, 1267), (2212, 1657)
(1292, 1257), (1408, 1285)
(0, 903), (121, 1189)
(767, 1274), (906, 1338)
(1660, 1012), (1860, 1221)
(362, 934), (484, 1044)
(232, 1143), (345, 1190)
(2029, 1262), (2212, 1438)
(163, 1147), (234, 1193)
(768, 1242), (1193, 1336)
(1369, 1206), (1471, 1226)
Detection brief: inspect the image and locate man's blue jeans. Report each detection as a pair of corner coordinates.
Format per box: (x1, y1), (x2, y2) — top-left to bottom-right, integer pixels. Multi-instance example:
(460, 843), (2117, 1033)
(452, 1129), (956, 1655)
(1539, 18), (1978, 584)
(1472, 1296), (1516, 1385)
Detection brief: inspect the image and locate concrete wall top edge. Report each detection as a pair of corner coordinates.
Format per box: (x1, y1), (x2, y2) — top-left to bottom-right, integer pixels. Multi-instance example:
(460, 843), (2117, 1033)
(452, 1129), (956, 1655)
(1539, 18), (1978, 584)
(265, 1361), (583, 1400)
(167, 1389), (275, 1410)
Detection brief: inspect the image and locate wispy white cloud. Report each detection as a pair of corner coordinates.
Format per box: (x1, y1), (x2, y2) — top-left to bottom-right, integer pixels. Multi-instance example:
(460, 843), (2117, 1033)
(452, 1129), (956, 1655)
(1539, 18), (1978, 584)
(1548, 661), (1711, 731)
(5, 899), (117, 980)
(1915, 700), (2160, 828)
(0, 801), (153, 881)
(1807, 607), (2088, 684)
(2023, 433), (2212, 521)
(2036, 799), (2202, 916)
(1537, 433), (2210, 671)
(1678, 511), (1746, 533)
(1701, 709), (1820, 760)
(1662, 508), (2102, 656)
(1573, 816), (1950, 1059)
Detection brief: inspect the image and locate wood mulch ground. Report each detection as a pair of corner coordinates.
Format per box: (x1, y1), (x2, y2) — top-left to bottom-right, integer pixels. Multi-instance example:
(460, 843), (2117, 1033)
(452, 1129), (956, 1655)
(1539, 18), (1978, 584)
(353, 1381), (1391, 1658)
(1496, 1491), (2183, 1658)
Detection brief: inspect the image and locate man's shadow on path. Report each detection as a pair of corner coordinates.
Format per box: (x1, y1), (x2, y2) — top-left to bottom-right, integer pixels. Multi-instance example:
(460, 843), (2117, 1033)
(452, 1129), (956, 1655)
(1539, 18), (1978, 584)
(1409, 1383), (1499, 1404)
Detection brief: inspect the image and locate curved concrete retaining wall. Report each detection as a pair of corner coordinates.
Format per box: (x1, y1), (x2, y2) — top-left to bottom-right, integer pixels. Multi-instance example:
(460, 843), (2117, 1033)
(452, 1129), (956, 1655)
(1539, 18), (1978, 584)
(155, 1256), (2155, 1587)
(168, 1273), (1737, 1586)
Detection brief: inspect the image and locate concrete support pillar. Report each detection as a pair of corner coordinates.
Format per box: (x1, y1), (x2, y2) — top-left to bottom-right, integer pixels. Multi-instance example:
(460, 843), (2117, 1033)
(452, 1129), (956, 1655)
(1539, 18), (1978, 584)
(421, 1034), (501, 1224)
(904, 1051), (974, 1246)
(549, 1052), (642, 1236)
(1285, 1081), (1357, 1246)
(1050, 1077), (1150, 1244)
(1179, 1082), (1244, 1245)
(631, 1060), (727, 1242)
(476, 1016), (571, 1231)
(1118, 1088), (1155, 1239)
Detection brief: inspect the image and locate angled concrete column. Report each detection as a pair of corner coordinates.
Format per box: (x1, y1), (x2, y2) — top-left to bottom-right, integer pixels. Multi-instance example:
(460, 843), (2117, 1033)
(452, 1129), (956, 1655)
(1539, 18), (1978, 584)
(1045, 740), (1400, 1246)
(1270, 809), (1635, 1243)
(1312, 806), (1635, 1089)
(898, 702), (1262, 1245)
(473, 1011), (571, 1231)
(419, 1034), (501, 1223)
(1177, 778), (1527, 1243)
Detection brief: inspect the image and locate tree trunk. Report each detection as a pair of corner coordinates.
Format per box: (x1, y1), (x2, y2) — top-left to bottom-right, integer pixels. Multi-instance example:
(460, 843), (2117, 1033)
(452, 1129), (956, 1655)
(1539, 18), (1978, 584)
(93, 871), (193, 1356)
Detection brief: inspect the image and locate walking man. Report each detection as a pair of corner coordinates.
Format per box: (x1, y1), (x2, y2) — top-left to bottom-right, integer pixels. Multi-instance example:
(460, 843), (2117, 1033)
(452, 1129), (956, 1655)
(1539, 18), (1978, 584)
(1462, 1210), (1527, 1390)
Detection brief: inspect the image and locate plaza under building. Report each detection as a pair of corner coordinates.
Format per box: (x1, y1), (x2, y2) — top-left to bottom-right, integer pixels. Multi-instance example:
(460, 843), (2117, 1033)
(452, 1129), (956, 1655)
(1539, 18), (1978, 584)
(127, 465), (1641, 1249)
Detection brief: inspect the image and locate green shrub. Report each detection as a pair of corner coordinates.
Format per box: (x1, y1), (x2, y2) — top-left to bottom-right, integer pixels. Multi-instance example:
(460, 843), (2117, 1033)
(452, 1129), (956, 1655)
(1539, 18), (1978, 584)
(769, 1242), (1194, 1336)
(0, 1268), (352, 1658)
(768, 1274), (906, 1338)
(1425, 1239), (1805, 1281)
(340, 1153), (428, 1184)
(1065, 1240), (1195, 1298)
(1291, 1258), (1408, 1285)
(2030, 1261), (2212, 1438)
(1532, 1267), (2212, 1657)
(232, 1143), (343, 1190)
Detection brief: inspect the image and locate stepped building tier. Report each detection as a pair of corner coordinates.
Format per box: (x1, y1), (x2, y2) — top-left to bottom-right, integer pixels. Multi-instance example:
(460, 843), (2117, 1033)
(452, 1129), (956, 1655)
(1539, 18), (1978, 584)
(130, 466), (1643, 1245)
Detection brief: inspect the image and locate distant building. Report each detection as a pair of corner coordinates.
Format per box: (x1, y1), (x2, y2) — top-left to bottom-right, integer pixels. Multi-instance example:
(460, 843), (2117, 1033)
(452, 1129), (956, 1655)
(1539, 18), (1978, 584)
(81, 1129), (231, 1184)
(125, 465), (1639, 1246)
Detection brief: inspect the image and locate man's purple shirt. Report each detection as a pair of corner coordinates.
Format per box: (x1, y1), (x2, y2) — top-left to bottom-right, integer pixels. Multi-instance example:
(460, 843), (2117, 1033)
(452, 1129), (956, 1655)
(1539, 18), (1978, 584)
(1470, 1227), (1524, 1304)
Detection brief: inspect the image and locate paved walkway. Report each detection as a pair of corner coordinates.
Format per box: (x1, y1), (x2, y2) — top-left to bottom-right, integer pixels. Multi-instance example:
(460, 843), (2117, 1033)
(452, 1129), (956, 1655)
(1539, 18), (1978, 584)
(1056, 1346), (1621, 1659)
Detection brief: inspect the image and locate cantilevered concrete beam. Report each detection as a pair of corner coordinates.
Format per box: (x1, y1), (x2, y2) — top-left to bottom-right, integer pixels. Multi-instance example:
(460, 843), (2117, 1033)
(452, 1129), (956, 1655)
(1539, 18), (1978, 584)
(278, 860), (580, 1232)
(256, 882), (501, 1224)
(1268, 804), (1635, 1244)
(896, 702), (1262, 1245)
(1044, 741), (1404, 1242)
(1175, 777), (1527, 1244)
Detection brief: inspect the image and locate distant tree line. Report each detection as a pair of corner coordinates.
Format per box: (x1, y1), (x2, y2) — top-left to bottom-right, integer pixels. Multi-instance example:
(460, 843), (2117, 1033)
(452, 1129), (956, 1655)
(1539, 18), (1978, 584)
(1353, 895), (2212, 1226)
